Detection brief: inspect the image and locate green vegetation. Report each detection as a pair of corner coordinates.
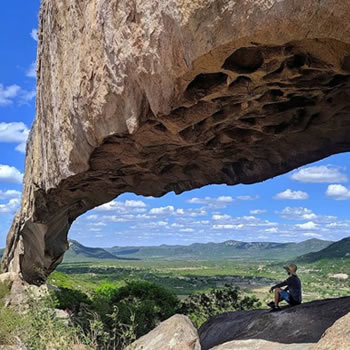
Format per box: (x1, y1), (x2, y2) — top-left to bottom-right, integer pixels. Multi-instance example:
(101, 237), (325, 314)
(0, 237), (349, 349)
(0, 281), (21, 345)
(180, 285), (261, 327)
(92, 280), (179, 338)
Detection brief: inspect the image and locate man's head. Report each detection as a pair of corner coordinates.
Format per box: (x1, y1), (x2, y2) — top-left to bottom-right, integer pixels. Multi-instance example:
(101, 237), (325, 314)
(284, 263), (297, 275)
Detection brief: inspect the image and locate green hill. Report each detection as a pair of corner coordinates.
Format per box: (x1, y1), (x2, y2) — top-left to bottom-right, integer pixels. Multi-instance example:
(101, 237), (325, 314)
(298, 237), (350, 263)
(63, 240), (140, 262)
(107, 238), (332, 261)
(0, 248), (3, 259)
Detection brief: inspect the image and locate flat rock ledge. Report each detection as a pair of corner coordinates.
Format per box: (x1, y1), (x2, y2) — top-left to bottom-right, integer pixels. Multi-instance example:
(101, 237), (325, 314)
(199, 297), (350, 350)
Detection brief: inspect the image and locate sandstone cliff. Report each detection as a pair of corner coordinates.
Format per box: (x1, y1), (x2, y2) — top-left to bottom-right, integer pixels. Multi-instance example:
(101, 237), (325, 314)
(2, 0), (350, 283)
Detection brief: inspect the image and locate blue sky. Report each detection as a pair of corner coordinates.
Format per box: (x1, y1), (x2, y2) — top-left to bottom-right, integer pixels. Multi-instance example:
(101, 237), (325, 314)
(0, 2), (349, 248)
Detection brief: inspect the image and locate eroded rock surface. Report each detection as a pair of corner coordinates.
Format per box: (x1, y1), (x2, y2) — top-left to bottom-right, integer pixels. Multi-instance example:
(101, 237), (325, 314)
(125, 314), (200, 350)
(2, 0), (350, 283)
(199, 297), (350, 350)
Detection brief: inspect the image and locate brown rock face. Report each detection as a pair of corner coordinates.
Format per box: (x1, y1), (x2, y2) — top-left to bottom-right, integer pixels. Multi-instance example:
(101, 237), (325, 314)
(125, 314), (200, 350)
(2, 0), (350, 283)
(311, 312), (350, 350)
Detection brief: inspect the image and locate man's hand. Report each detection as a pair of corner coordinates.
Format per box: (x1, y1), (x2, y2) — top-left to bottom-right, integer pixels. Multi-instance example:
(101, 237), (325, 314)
(269, 287), (274, 293)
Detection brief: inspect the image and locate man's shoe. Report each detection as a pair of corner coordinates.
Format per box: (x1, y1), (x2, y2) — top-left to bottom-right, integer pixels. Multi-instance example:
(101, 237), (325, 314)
(270, 306), (281, 312)
(267, 301), (275, 308)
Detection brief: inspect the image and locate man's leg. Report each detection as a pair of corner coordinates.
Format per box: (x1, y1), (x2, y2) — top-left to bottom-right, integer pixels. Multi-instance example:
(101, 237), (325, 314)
(274, 288), (281, 307)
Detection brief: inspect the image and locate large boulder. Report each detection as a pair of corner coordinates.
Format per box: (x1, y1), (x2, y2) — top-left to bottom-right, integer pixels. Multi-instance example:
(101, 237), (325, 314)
(2, 0), (350, 283)
(311, 312), (350, 350)
(125, 314), (200, 350)
(209, 339), (313, 350)
(199, 297), (350, 350)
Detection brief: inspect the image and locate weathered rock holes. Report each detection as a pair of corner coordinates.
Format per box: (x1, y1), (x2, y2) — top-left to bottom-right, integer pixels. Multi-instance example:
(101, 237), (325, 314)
(185, 72), (227, 99)
(258, 89), (284, 103)
(286, 53), (308, 69)
(263, 96), (316, 114)
(327, 75), (350, 87)
(154, 123), (168, 132)
(222, 47), (264, 74)
(229, 76), (252, 92)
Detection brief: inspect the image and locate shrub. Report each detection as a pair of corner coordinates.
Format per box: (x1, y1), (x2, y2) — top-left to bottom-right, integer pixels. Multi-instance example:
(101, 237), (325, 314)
(54, 287), (91, 313)
(92, 280), (179, 339)
(180, 284), (261, 327)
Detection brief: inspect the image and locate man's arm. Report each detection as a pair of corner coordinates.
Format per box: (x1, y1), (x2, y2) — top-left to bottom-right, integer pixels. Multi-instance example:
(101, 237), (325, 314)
(269, 280), (288, 293)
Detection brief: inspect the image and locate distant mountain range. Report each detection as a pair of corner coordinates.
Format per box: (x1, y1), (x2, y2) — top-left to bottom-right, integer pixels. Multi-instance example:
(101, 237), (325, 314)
(63, 240), (140, 262)
(2, 238), (348, 263)
(104, 238), (333, 261)
(298, 237), (350, 263)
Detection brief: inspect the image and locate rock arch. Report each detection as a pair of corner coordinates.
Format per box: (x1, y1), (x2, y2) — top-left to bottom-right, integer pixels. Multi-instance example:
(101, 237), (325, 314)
(2, 0), (350, 284)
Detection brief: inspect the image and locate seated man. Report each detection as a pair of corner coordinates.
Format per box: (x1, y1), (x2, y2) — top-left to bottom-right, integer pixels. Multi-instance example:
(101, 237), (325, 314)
(268, 263), (302, 311)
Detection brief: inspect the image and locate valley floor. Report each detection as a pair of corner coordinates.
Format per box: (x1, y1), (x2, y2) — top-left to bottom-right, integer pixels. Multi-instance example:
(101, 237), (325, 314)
(51, 258), (350, 305)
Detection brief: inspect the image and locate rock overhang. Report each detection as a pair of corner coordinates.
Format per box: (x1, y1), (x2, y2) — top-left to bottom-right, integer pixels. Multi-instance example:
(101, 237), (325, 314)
(1, 0), (350, 284)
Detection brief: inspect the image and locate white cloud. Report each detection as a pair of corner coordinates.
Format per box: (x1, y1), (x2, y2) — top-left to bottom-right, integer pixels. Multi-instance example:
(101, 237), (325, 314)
(0, 190), (21, 200)
(265, 227), (278, 233)
(213, 224), (244, 230)
(274, 189), (309, 200)
(236, 195), (259, 200)
(95, 199), (147, 212)
(250, 209), (266, 215)
(326, 184), (350, 200)
(217, 196), (233, 203)
(296, 221), (317, 230)
(212, 214), (231, 221)
(0, 165), (23, 184)
(0, 122), (29, 142)
(0, 82), (35, 106)
(149, 206), (174, 215)
(174, 208), (207, 217)
(242, 215), (257, 221)
(15, 143), (27, 153)
(19, 89), (36, 103)
(89, 222), (107, 227)
(171, 223), (184, 228)
(30, 29), (38, 41)
(303, 232), (323, 238)
(291, 165), (348, 183)
(124, 200), (146, 207)
(26, 62), (36, 78)
(278, 207), (317, 221)
(180, 228), (194, 232)
(0, 198), (20, 214)
(187, 196), (233, 208)
(0, 84), (21, 106)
